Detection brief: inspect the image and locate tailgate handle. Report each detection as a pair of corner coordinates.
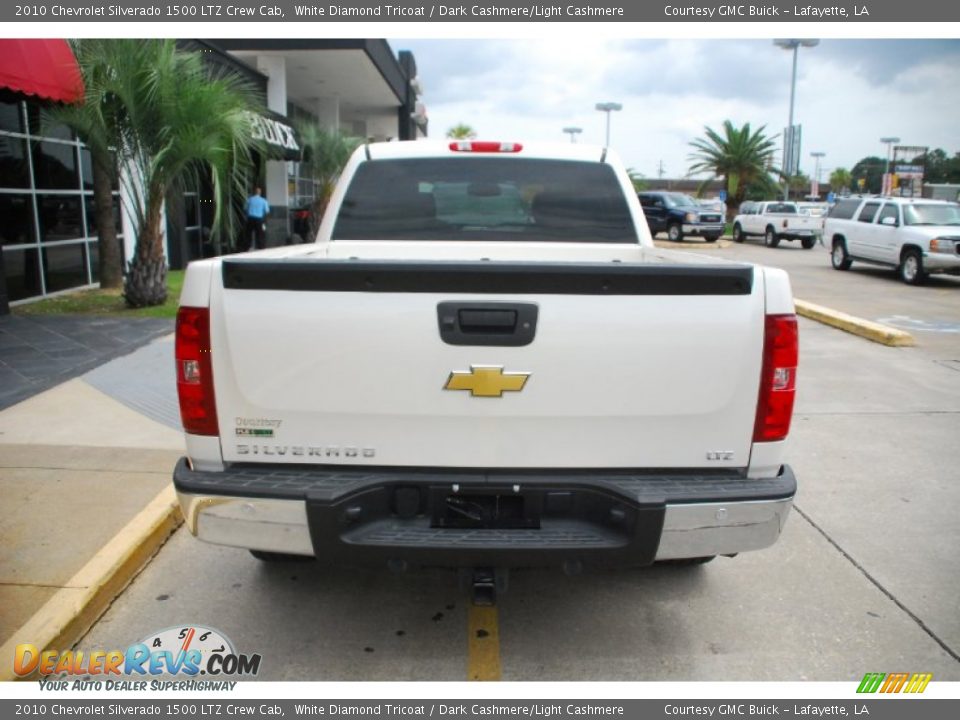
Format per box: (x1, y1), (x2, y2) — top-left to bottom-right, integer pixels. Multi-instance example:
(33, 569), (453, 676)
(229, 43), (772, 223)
(437, 302), (538, 347)
(458, 309), (516, 333)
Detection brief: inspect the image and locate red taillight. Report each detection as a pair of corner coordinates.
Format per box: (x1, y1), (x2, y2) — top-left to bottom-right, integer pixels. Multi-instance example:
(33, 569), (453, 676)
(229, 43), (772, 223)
(753, 314), (798, 443)
(448, 141), (523, 153)
(175, 306), (218, 436)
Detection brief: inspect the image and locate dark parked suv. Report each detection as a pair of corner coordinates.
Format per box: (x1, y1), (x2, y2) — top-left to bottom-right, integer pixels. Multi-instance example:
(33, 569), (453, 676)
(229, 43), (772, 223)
(638, 191), (724, 242)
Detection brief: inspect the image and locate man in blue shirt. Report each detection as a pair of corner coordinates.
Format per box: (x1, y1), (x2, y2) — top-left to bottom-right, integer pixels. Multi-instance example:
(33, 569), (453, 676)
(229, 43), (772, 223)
(244, 186), (270, 251)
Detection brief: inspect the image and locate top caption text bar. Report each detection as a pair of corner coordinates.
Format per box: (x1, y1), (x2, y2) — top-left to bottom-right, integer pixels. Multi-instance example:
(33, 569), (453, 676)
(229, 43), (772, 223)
(5, 1), (960, 23)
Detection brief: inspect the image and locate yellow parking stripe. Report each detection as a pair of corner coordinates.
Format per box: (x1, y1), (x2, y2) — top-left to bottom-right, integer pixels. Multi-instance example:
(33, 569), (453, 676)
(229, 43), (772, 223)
(467, 604), (502, 681)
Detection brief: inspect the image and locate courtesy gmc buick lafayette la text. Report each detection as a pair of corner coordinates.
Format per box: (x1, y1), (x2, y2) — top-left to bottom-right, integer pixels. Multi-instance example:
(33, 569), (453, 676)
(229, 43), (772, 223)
(172, 141), (798, 593)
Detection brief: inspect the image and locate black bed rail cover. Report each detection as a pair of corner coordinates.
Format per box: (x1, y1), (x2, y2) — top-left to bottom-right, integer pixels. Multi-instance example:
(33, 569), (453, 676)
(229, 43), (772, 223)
(221, 259), (754, 295)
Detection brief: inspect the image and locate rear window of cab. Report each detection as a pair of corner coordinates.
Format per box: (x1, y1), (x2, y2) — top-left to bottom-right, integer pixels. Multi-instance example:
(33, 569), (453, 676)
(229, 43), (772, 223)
(332, 157), (638, 243)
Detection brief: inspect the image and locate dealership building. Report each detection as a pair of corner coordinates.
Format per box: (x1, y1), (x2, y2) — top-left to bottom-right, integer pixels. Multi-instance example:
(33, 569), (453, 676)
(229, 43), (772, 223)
(0, 39), (426, 312)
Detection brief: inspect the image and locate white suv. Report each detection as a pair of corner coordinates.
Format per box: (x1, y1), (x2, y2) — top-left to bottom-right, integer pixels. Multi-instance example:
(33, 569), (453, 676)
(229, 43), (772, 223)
(823, 197), (960, 285)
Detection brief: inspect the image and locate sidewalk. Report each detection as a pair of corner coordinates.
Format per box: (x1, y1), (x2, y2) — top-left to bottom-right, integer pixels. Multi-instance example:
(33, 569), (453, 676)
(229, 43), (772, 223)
(0, 330), (184, 648)
(0, 314), (174, 411)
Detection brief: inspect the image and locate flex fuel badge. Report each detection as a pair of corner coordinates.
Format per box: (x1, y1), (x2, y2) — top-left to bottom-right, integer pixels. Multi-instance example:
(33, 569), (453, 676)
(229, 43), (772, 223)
(236, 428), (274, 437)
(235, 417), (282, 437)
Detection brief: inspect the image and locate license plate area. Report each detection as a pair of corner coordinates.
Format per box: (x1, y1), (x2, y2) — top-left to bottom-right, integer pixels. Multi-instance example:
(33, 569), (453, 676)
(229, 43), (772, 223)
(430, 487), (541, 529)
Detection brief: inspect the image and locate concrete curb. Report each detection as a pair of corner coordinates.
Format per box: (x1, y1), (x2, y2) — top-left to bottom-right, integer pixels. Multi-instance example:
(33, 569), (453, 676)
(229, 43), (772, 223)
(0, 486), (183, 681)
(653, 238), (732, 249)
(795, 299), (915, 347)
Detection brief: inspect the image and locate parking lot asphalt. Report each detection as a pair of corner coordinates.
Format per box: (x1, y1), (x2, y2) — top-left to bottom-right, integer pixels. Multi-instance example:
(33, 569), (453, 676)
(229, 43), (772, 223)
(713, 238), (960, 361)
(78, 312), (960, 681)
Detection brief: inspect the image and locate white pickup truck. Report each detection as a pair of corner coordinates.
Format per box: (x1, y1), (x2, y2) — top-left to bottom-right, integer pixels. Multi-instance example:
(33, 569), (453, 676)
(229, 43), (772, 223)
(172, 141), (798, 592)
(732, 201), (822, 249)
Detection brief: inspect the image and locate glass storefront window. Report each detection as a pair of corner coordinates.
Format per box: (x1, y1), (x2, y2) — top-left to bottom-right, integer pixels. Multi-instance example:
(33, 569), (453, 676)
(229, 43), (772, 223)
(3, 248), (43, 301)
(42, 243), (89, 293)
(32, 141), (80, 189)
(0, 135), (31, 188)
(0, 194), (36, 247)
(184, 193), (200, 228)
(0, 100), (25, 134)
(37, 195), (84, 242)
(27, 105), (72, 140)
(84, 194), (123, 237)
(88, 241), (99, 283)
(80, 147), (94, 190)
(2, 100), (110, 306)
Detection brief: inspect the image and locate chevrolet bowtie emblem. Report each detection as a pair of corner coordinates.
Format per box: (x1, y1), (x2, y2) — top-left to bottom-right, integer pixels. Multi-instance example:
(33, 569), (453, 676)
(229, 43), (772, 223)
(444, 365), (531, 398)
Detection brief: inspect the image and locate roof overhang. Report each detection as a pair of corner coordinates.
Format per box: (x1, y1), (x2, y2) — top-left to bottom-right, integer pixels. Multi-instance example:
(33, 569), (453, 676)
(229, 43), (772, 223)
(211, 40), (407, 130)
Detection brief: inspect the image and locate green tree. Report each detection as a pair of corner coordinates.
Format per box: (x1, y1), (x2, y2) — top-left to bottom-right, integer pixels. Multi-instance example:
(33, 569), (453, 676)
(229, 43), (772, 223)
(829, 168), (852, 194)
(446, 123), (477, 140)
(296, 123), (363, 241)
(61, 39), (262, 307)
(788, 173), (811, 197)
(851, 156), (885, 194)
(49, 40), (125, 289)
(625, 167), (647, 192)
(915, 149), (960, 184)
(687, 121), (780, 221)
(743, 173), (782, 201)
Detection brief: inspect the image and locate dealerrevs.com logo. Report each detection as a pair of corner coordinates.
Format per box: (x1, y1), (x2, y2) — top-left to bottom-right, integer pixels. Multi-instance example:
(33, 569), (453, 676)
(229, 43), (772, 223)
(14, 625), (261, 688)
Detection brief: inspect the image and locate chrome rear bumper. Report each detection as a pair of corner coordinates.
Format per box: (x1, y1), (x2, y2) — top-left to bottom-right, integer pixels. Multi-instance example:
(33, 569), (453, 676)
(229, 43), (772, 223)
(176, 490), (793, 563)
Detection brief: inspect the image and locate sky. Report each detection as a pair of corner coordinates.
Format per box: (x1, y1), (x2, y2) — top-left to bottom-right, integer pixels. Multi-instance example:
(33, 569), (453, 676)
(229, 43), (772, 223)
(392, 38), (960, 183)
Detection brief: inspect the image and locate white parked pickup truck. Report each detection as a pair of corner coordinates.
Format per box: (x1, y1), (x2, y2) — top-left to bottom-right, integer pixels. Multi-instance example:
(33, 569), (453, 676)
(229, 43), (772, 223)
(732, 201), (822, 249)
(172, 141), (798, 591)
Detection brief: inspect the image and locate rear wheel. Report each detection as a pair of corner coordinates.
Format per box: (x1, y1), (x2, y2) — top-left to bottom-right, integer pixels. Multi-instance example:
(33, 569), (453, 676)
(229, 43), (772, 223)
(732, 224), (744, 243)
(831, 238), (852, 270)
(657, 556), (716, 567)
(764, 226), (780, 248)
(801, 236), (816, 250)
(249, 550), (314, 562)
(667, 223), (683, 242)
(899, 249), (927, 285)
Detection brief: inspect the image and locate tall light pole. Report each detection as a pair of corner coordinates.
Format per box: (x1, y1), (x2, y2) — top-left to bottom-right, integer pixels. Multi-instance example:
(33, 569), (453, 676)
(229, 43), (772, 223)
(880, 136), (900, 195)
(595, 102), (622, 147)
(562, 126), (583, 143)
(774, 39), (819, 199)
(810, 151), (825, 198)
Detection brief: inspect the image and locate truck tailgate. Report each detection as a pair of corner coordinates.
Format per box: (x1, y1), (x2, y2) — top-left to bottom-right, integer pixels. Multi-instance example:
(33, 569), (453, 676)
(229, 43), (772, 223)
(209, 259), (764, 470)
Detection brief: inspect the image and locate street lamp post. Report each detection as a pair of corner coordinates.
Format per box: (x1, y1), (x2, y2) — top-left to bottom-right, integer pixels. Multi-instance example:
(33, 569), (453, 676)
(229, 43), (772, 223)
(562, 126), (583, 143)
(880, 136), (900, 195)
(594, 102), (622, 147)
(810, 151), (825, 198)
(774, 39), (819, 199)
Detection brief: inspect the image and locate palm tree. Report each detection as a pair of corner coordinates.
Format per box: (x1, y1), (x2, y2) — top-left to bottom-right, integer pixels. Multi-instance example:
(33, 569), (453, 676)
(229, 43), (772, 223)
(446, 123), (477, 140)
(688, 121), (780, 221)
(60, 39), (262, 307)
(49, 40), (124, 289)
(830, 168), (852, 194)
(296, 123), (362, 241)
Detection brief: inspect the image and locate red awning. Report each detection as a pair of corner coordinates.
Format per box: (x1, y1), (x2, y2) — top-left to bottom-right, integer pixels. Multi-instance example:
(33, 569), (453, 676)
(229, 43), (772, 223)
(0, 39), (84, 104)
